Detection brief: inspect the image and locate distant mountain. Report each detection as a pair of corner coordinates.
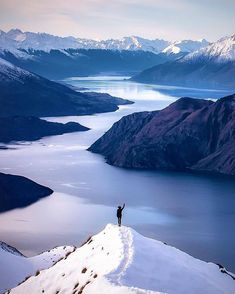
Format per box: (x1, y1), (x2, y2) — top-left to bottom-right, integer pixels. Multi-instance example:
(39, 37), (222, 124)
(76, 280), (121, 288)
(0, 29), (171, 53)
(184, 34), (235, 62)
(132, 34), (235, 90)
(1, 48), (170, 79)
(162, 39), (209, 54)
(0, 58), (133, 117)
(0, 172), (53, 212)
(10, 224), (235, 294)
(0, 116), (89, 143)
(0, 240), (75, 293)
(89, 94), (235, 176)
(0, 29), (210, 79)
(0, 29), (210, 54)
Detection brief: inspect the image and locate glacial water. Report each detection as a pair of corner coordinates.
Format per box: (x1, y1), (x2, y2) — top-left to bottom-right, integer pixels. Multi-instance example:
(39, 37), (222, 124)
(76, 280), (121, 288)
(0, 77), (234, 271)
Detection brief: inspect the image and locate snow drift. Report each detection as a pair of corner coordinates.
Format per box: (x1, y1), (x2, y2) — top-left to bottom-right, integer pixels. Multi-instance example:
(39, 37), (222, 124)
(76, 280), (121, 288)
(0, 242), (75, 293)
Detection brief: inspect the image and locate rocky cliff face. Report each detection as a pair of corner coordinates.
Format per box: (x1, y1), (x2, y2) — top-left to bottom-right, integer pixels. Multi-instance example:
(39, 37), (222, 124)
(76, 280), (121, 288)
(89, 94), (235, 176)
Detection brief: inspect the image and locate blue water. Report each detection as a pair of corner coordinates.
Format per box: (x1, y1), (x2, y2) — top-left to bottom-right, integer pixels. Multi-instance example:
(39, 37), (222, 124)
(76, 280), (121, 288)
(0, 77), (234, 271)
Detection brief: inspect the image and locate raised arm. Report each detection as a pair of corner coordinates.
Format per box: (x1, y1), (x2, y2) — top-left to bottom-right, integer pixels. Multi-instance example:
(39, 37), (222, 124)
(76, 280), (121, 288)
(122, 203), (125, 210)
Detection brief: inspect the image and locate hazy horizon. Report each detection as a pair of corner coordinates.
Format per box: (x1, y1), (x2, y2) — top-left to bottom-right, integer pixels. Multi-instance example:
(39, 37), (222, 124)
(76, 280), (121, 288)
(0, 0), (234, 42)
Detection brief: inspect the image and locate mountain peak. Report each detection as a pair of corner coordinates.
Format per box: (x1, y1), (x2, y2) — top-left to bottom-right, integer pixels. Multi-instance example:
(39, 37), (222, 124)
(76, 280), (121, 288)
(6, 28), (26, 42)
(163, 39), (209, 54)
(7, 28), (23, 34)
(10, 223), (235, 294)
(184, 33), (235, 62)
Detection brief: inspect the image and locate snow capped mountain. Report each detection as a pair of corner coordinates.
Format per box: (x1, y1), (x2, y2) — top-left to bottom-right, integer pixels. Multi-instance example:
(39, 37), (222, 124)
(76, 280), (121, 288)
(0, 29), (209, 55)
(3, 29), (81, 51)
(94, 36), (170, 53)
(184, 34), (235, 62)
(163, 39), (209, 54)
(132, 33), (235, 90)
(10, 224), (235, 294)
(0, 241), (75, 293)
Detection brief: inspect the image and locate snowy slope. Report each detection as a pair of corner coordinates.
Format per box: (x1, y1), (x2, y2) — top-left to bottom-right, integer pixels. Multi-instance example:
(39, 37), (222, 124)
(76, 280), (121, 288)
(184, 34), (235, 62)
(94, 36), (170, 53)
(162, 39), (209, 54)
(0, 57), (34, 81)
(10, 224), (235, 294)
(0, 242), (75, 293)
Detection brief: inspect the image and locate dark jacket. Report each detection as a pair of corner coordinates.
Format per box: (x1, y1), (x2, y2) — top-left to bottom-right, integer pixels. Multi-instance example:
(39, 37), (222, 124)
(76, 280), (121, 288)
(117, 204), (125, 218)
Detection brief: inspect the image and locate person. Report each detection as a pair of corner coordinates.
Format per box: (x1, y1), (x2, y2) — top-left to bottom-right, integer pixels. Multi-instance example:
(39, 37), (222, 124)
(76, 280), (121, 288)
(117, 203), (125, 227)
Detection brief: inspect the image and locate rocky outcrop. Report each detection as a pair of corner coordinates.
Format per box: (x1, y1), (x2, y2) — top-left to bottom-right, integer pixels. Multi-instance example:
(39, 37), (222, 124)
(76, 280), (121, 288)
(0, 172), (53, 212)
(89, 94), (235, 176)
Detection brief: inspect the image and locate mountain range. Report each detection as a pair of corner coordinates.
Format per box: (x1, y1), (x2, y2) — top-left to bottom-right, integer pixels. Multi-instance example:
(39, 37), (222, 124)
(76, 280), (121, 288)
(89, 94), (235, 176)
(0, 29), (209, 54)
(7, 224), (235, 294)
(132, 34), (235, 90)
(0, 29), (235, 90)
(0, 29), (209, 79)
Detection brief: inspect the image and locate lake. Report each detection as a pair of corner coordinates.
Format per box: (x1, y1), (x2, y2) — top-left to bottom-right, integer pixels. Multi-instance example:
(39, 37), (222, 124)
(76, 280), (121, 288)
(0, 77), (235, 271)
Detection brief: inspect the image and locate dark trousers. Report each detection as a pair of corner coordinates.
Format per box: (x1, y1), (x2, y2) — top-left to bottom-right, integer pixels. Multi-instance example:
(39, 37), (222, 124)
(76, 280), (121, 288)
(118, 217), (122, 226)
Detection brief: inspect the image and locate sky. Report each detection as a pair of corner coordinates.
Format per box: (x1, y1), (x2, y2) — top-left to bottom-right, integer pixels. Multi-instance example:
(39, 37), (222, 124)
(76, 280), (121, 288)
(0, 0), (234, 41)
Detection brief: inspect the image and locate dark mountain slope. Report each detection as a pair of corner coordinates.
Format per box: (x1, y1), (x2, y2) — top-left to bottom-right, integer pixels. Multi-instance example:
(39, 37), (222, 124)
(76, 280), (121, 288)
(1, 49), (171, 79)
(0, 116), (89, 143)
(132, 59), (235, 90)
(89, 94), (235, 176)
(0, 172), (53, 212)
(132, 34), (235, 90)
(0, 58), (132, 117)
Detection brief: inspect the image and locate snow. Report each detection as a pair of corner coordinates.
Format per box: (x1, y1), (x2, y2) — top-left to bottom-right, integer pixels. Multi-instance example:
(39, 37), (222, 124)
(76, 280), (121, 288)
(0, 29), (210, 55)
(10, 224), (235, 294)
(162, 39), (209, 54)
(184, 34), (235, 62)
(0, 29), (234, 63)
(0, 57), (34, 81)
(0, 242), (75, 293)
(0, 30), (170, 54)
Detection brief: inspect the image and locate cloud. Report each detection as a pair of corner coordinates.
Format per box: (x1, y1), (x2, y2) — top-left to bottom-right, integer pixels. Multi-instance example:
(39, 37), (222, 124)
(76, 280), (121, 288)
(0, 0), (234, 40)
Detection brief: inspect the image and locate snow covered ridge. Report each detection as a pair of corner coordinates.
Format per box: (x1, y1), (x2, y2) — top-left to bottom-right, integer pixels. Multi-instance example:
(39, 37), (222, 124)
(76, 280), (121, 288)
(0, 29), (209, 54)
(9, 224), (235, 294)
(183, 34), (235, 62)
(0, 57), (35, 81)
(162, 39), (209, 54)
(0, 242), (75, 293)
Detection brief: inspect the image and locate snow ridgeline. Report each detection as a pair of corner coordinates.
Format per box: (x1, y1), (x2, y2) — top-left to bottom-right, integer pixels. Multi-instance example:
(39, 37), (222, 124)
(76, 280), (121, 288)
(0, 29), (208, 55)
(184, 34), (235, 62)
(9, 224), (235, 294)
(0, 242), (75, 294)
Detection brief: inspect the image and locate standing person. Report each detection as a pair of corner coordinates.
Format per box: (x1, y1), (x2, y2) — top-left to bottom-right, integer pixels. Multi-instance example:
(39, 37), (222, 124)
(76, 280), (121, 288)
(117, 203), (125, 227)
